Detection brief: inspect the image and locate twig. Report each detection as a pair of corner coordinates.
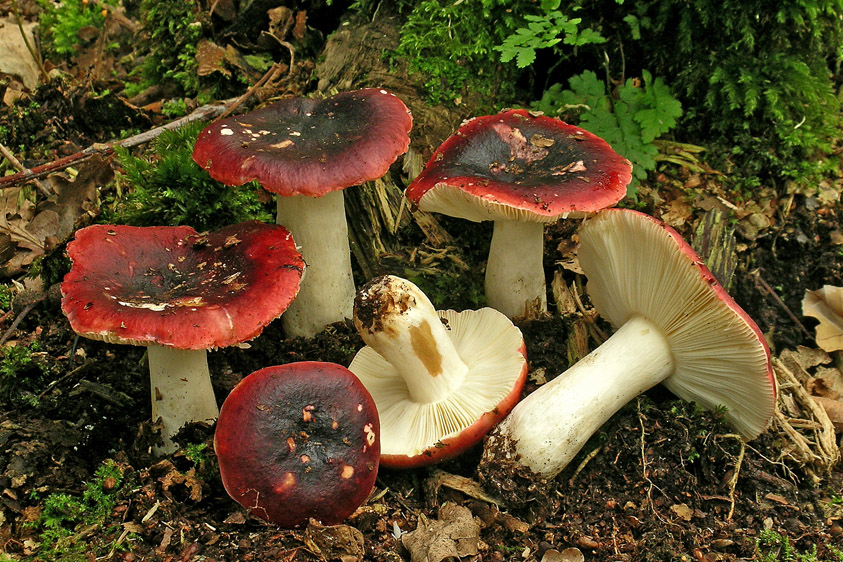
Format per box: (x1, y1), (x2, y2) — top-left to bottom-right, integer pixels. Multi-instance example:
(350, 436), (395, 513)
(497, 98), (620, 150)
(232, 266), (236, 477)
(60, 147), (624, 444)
(716, 433), (746, 521)
(37, 362), (88, 399)
(0, 142), (52, 197)
(0, 98), (239, 189)
(11, 0), (49, 82)
(0, 298), (42, 346)
(218, 62), (286, 121)
(751, 269), (812, 339)
(568, 446), (602, 486)
(217, 37), (296, 122)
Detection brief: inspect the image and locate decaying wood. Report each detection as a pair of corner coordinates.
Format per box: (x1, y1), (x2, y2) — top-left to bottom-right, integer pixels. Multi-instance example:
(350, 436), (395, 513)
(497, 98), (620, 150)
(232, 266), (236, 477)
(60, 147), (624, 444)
(316, 13), (475, 275)
(771, 356), (840, 480)
(691, 207), (737, 290)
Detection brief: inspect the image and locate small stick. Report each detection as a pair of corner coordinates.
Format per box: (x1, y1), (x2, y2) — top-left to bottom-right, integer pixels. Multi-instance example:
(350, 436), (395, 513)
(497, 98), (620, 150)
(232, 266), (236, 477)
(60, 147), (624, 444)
(717, 433), (746, 521)
(0, 299), (41, 346)
(11, 0), (49, 82)
(0, 98), (239, 189)
(752, 269), (812, 339)
(0, 142), (52, 197)
(568, 446), (602, 486)
(218, 37), (295, 122)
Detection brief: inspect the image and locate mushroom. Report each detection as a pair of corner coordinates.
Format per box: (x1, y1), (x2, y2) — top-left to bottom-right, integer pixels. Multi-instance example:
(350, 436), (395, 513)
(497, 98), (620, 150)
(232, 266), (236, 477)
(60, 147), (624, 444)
(348, 275), (527, 468)
(482, 209), (776, 478)
(405, 109), (631, 319)
(214, 361), (380, 527)
(60, 221), (304, 453)
(192, 89), (413, 337)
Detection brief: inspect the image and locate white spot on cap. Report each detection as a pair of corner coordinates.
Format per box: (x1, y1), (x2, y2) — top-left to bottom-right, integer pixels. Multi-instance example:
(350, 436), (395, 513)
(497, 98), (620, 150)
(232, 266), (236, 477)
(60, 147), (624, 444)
(363, 423), (376, 446)
(341, 464), (354, 479)
(220, 128), (234, 136)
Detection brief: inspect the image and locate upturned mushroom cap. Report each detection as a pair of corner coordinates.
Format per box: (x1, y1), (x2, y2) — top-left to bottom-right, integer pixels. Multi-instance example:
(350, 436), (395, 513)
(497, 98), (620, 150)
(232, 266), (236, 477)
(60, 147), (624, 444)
(61, 221), (304, 349)
(214, 362), (380, 527)
(349, 275), (527, 468)
(192, 88), (412, 197)
(405, 109), (632, 222)
(578, 209), (776, 438)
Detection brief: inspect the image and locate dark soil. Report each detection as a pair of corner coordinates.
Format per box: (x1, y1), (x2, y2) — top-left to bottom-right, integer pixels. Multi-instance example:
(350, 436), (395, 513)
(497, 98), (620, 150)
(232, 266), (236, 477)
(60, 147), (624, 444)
(1, 5), (843, 562)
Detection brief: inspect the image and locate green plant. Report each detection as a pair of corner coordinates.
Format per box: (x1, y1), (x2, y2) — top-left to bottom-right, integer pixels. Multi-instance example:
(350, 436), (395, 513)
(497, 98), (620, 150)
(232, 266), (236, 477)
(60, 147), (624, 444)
(393, 0), (529, 106)
(495, 0), (607, 68)
(37, 0), (111, 58)
(0, 284), (13, 310)
(0, 341), (48, 404)
(621, 0), (843, 192)
(533, 69), (682, 195)
(183, 442), (209, 467)
(33, 460), (133, 561)
(755, 528), (843, 561)
(106, 121), (272, 231)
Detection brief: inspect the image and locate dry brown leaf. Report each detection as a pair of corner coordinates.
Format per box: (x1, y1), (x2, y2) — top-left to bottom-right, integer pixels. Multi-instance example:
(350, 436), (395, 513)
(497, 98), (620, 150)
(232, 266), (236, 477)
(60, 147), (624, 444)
(196, 40), (230, 77)
(659, 198), (693, 228)
(304, 519), (365, 562)
(802, 286), (843, 352)
(542, 548), (585, 562)
(811, 396), (843, 433)
(401, 503), (480, 562)
(0, 17), (41, 91)
(670, 503), (694, 521)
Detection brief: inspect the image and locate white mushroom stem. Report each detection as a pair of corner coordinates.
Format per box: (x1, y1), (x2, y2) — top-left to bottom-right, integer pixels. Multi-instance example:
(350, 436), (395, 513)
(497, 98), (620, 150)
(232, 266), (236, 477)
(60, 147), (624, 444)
(276, 190), (356, 338)
(356, 277), (469, 403)
(489, 315), (674, 477)
(485, 220), (547, 319)
(148, 345), (219, 454)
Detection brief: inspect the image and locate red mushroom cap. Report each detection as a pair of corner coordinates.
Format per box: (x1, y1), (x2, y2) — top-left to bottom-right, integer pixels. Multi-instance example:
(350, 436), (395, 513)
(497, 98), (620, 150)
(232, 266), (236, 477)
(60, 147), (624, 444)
(406, 109), (632, 221)
(192, 89), (412, 197)
(214, 362), (380, 527)
(61, 221), (304, 349)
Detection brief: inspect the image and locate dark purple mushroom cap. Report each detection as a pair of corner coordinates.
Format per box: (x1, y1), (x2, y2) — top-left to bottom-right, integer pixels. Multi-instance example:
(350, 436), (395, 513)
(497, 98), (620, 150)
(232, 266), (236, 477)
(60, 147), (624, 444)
(406, 109), (632, 221)
(192, 89), (413, 197)
(61, 221), (304, 349)
(214, 362), (381, 527)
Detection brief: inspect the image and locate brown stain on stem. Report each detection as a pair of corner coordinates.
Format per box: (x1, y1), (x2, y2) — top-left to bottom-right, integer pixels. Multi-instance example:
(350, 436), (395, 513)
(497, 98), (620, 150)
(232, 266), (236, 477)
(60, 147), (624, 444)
(409, 319), (442, 377)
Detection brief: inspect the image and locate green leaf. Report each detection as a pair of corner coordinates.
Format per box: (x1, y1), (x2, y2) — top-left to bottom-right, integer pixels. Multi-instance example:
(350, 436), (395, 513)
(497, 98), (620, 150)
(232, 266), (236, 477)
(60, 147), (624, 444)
(516, 48), (537, 68)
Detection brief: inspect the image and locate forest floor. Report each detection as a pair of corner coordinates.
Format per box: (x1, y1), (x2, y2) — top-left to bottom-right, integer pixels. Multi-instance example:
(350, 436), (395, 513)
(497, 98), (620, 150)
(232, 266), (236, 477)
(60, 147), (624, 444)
(1, 3), (843, 562)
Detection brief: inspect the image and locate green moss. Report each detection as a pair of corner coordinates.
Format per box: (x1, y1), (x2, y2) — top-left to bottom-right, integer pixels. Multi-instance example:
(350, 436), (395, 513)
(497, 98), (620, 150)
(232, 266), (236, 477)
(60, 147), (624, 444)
(105, 121), (273, 231)
(393, 0), (529, 106)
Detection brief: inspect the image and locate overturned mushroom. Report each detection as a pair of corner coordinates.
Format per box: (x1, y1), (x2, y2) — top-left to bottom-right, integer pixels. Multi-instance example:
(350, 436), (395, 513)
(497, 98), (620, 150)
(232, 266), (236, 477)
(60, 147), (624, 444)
(349, 275), (527, 468)
(482, 209), (776, 478)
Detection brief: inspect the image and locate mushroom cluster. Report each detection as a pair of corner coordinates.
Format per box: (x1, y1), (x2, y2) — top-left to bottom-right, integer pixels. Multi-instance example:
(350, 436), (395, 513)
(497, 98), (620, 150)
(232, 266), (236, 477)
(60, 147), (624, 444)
(57, 93), (777, 530)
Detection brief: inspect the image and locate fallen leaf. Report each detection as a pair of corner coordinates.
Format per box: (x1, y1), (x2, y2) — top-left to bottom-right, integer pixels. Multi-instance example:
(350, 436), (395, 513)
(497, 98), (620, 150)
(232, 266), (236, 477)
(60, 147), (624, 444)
(0, 17), (41, 90)
(811, 396), (843, 433)
(802, 286), (843, 352)
(304, 519), (365, 562)
(401, 503), (481, 562)
(542, 548), (585, 562)
(670, 503), (694, 521)
(196, 40), (230, 77)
